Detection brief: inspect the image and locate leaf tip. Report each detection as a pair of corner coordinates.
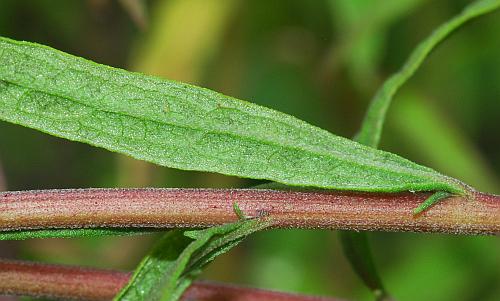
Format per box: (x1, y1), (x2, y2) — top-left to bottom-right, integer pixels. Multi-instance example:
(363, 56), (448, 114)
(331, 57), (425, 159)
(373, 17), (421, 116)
(413, 191), (452, 215)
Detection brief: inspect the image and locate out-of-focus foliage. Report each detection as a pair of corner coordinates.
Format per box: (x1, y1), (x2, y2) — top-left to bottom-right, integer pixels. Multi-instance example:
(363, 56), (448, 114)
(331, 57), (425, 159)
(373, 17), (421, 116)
(0, 1), (498, 301)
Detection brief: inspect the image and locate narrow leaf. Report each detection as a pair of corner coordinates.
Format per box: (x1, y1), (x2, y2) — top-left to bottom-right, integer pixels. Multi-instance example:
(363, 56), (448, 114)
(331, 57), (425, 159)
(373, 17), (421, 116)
(115, 218), (271, 301)
(413, 191), (452, 214)
(356, 0), (500, 148)
(339, 232), (389, 301)
(0, 228), (155, 240)
(0, 37), (468, 196)
(339, 1), (500, 299)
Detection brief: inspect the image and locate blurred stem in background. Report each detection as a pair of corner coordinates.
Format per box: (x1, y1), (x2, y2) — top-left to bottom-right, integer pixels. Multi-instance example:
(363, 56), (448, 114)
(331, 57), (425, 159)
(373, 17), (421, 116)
(116, 0), (240, 188)
(118, 0), (148, 31)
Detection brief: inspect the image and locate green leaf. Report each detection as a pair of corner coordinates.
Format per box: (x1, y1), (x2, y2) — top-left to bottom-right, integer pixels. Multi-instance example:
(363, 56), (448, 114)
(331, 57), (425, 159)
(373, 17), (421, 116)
(338, 1), (500, 299)
(0, 228), (155, 240)
(114, 218), (271, 301)
(339, 231), (389, 301)
(356, 0), (500, 149)
(413, 191), (452, 214)
(0, 37), (468, 196)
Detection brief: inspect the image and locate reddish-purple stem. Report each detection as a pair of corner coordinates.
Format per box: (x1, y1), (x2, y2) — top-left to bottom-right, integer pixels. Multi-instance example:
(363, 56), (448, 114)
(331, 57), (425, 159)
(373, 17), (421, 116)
(0, 258), (343, 301)
(0, 188), (499, 234)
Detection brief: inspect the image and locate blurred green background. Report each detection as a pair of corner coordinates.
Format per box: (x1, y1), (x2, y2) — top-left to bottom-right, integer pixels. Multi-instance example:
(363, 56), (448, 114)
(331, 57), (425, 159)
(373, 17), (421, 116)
(0, 1), (499, 300)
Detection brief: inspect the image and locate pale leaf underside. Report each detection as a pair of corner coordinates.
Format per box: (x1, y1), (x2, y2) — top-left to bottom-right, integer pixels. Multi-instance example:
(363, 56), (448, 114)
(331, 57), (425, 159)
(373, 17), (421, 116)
(0, 37), (466, 195)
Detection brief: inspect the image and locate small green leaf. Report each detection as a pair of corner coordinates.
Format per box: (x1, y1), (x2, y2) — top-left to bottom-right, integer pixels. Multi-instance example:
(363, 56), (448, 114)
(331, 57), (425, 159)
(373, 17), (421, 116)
(0, 37), (468, 196)
(115, 218), (271, 301)
(0, 228), (155, 240)
(413, 191), (452, 215)
(232, 201), (246, 220)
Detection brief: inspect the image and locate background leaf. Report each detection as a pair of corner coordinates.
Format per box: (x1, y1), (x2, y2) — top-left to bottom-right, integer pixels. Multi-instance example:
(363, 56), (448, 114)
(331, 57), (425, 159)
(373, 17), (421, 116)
(337, 0), (500, 299)
(356, 0), (500, 148)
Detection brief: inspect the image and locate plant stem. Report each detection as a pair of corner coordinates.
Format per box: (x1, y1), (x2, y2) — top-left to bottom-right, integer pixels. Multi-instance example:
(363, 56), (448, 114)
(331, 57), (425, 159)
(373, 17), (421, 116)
(0, 258), (341, 301)
(0, 188), (498, 235)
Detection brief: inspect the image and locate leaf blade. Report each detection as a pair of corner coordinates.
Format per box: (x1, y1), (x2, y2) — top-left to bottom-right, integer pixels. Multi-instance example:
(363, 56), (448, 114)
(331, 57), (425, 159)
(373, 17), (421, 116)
(114, 218), (271, 301)
(0, 228), (155, 240)
(0, 36), (464, 195)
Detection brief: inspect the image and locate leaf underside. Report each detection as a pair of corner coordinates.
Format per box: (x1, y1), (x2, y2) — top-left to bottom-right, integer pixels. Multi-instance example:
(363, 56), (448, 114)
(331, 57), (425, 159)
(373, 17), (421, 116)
(0, 37), (464, 195)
